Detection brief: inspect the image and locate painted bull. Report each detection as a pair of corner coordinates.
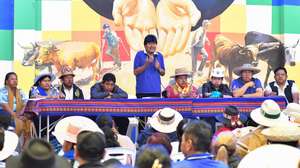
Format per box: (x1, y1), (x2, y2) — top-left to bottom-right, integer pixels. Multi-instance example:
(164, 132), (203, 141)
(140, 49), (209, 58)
(19, 42), (53, 73)
(245, 31), (297, 87)
(211, 34), (258, 85)
(35, 41), (101, 82)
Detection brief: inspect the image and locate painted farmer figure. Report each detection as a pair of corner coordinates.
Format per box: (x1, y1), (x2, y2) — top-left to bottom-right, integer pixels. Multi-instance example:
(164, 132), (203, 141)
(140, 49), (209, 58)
(134, 34), (165, 98)
(58, 66), (84, 100)
(265, 67), (299, 103)
(165, 67), (199, 98)
(102, 23), (121, 69)
(191, 20), (210, 75)
(231, 64), (263, 98)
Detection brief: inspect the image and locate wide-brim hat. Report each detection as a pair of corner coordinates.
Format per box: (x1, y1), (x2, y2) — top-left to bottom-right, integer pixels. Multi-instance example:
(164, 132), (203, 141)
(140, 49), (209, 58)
(59, 66), (75, 79)
(149, 108), (183, 133)
(238, 144), (300, 168)
(232, 126), (256, 138)
(34, 73), (55, 86)
(52, 116), (103, 145)
(261, 126), (300, 142)
(250, 99), (290, 127)
(233, 63), (260, 76)
(0, 131), (18, 161)
(283, 103), (300, 120)
(170, 67), (192, 78)
(6, 139), (70, 168)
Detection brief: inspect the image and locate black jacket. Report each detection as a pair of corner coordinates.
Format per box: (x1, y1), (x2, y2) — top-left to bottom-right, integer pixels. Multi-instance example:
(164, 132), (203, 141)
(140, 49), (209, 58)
(59, 84), (84, 99)
(269, 80), (295, 103)
(202, 81), (232, 98)
(78, 161), (105, 168)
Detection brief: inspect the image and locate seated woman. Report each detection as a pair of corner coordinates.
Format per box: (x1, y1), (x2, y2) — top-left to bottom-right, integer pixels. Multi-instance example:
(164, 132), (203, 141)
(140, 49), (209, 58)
(0, 72), (31, 143)
(29, 73), (60, 99)
(214, 106), (247, 137)
(96, 115), (135, 150)
(212, 131), (241, 168)
(165, 67), (199, 98)
(29, 73), (62, 140)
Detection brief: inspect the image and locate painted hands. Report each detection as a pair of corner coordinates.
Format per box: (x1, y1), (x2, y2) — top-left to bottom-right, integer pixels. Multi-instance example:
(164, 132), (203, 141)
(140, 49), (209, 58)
(156, 0), (201, 56)
(113, 0), (157, 51)
(112, 0), (201, 56)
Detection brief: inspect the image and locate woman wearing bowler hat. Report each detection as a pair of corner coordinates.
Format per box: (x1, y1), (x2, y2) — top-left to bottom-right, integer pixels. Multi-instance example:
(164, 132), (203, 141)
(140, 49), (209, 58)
(214, 106), (247, 136)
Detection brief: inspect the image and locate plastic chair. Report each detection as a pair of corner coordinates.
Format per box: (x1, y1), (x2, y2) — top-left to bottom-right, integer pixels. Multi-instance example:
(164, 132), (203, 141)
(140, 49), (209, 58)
(102, 147), (136, 166)
(126, 117), (139, 143)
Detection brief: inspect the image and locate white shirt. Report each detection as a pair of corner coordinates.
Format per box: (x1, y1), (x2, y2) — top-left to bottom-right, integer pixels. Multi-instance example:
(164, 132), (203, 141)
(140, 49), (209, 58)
(63, 85), (73, 100)
(265, 81), (299, 96)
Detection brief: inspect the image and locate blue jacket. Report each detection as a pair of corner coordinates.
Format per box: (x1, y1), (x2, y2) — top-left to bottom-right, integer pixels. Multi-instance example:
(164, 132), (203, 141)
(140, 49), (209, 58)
(137, 127), (178, 147)
(173, 153), (229, 168)
(90, 83), (128, 99)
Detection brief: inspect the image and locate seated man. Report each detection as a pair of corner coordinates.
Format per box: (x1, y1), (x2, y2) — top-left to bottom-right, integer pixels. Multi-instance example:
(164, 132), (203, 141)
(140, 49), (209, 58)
(90, 73), (128, 99)
(136, 144), (171, 168)
(90, 73), (128, 135)
(6, 139), (70, 168)
(165, 67), (198, 98)
(202, 67), (232, 98)
(58, 66), (84, 100)
(75, 131), (106, 168)
(174, 120), (228, 168)
(264, 67), (299, 103)
(138, 108), (182, 147)
(231, 64), (263, 97)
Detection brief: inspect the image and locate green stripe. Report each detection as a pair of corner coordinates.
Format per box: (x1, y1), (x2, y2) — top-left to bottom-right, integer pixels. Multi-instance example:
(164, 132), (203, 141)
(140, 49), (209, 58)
(0, 30), (13, 61)
(247, 0), (272, 5)
(272, 5), (300, 34)
(14, 0), (41, 30)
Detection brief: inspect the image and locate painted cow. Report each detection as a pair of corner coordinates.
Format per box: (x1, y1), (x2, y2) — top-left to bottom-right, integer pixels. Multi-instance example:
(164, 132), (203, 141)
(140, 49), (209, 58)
(35, 41), (101, 82)
(19, 42), (53, 73)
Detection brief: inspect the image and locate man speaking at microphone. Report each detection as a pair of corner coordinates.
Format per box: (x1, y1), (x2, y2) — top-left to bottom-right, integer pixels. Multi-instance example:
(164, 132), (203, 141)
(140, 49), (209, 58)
(133, 34), (165, 98)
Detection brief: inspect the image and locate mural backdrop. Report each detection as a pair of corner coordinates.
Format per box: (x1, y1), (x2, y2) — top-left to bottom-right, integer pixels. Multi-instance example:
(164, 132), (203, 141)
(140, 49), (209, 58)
(1, 0), (300, 98)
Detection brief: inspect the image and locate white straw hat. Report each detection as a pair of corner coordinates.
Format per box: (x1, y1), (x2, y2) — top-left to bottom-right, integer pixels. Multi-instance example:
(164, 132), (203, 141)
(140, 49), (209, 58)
(0, 131), (18, 161)
(52, 116), (103, 144)
(233, 63), (260, 76)
(261, 125), (300, 142)
(238, 144), (300, 168)
(149, 108), (183, 133)
(250, 99), (290, 127)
